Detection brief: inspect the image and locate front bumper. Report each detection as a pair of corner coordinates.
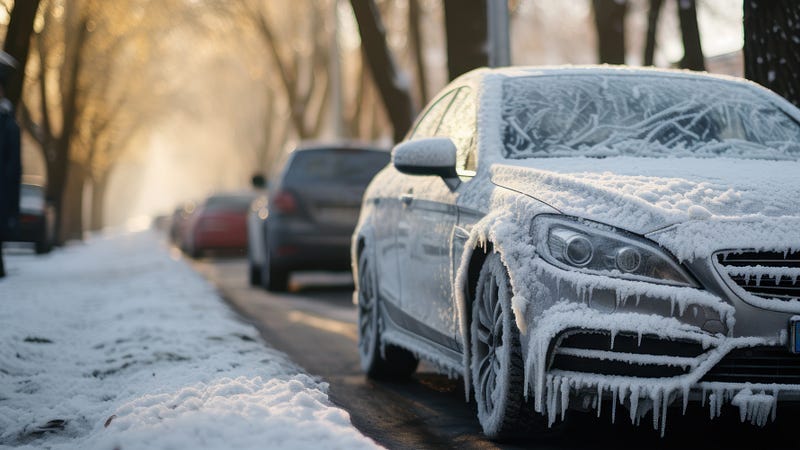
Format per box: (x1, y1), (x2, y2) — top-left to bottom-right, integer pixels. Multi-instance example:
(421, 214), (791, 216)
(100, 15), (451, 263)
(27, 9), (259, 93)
(519, 258), (800, 431)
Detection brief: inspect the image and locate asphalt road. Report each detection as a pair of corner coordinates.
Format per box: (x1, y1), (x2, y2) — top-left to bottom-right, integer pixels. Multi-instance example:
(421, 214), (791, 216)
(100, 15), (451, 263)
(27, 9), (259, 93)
(193, 255), (796, 450)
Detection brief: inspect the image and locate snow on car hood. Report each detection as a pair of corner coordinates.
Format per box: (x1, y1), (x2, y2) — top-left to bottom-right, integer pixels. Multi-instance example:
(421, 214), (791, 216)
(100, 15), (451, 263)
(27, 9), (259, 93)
(490, 156), (800, 259)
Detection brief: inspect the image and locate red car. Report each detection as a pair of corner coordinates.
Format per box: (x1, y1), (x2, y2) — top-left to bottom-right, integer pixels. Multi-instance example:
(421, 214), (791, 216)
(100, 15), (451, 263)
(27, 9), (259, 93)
(183, 192), (255, 258)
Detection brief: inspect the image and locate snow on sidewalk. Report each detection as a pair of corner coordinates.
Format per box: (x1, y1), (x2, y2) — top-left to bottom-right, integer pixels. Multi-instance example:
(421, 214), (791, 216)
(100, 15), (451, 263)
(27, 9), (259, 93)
(0, 230), (379, 449)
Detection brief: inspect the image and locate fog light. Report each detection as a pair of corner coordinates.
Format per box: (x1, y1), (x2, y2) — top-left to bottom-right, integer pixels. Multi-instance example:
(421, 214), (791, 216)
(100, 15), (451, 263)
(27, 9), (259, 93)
(565, 235), (593, 266)
(616, 247), (642, 272)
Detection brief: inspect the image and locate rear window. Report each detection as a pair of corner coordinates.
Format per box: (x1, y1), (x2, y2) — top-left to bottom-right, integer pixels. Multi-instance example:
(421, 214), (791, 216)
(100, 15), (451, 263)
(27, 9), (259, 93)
(204, 195), (254, 213)
(285, 149), (390, 184)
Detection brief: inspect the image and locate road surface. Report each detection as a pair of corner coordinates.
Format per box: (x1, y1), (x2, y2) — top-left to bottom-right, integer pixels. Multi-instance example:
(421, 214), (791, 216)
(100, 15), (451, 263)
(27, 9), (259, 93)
(193, 255), (795, 450)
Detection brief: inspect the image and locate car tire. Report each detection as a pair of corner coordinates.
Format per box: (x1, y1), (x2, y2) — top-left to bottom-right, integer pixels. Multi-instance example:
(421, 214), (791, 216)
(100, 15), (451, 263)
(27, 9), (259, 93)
(262, 247), (288, 292)
(35, 233), (51, 254)
(471, 252), (546, 440)
(357, 249), (418, 380)
(248, 260), (261, 286)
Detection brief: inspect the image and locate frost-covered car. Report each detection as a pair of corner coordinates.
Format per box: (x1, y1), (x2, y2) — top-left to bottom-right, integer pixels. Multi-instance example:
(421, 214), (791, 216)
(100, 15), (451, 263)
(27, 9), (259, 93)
(352, 66), (800, 438)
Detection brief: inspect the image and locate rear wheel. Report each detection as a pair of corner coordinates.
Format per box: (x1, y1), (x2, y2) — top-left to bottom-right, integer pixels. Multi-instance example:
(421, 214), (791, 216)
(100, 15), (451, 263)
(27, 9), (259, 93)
(248, 260), (261, 286)
(471, 252), (544, 439)
(35, 227), (51, 254)
(357, 249), (418, 379)
(262, 244), (288, 292)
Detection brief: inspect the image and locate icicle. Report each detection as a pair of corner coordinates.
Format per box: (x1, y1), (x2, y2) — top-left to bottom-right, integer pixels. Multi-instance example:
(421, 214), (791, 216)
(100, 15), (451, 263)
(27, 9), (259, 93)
(560, 378), (570, 421)
(610, 330), (617, 350)
(701, 387), (707, 408)
(637, 331), (643, 346)
(597, 384), (603, 418)
(652, 389), (661, 431)
(635, 293), (641, 306)
(629, 387), (640, 424)
(682, 385), (690, 414)
(660, 391), (670, 438)
(611, 386), (618, 424)
(547, 375), (558, 426)
(771, 388), (779, 421)
(669, 297), (676, 317)
(756, 273), (763, 287)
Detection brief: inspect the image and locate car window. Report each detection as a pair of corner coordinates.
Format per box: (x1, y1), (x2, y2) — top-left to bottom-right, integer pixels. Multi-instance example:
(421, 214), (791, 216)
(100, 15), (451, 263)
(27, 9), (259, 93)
(205, 195), (254, 213)
(501, 74), (800, 160)
(409, 89), (459, 139)
(435, 87), (477, 176)
(285, 149), (390, 184)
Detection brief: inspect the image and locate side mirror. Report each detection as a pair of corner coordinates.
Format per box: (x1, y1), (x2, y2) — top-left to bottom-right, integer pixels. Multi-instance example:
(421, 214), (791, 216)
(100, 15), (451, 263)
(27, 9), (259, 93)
(392, 138), (458, 179)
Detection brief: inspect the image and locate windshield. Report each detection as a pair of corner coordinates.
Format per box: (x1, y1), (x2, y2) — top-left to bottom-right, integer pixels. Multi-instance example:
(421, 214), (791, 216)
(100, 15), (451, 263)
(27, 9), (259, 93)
(286, 149), (390, 184)
(501, 74), (800, 160)
(204, 195), (254, 213)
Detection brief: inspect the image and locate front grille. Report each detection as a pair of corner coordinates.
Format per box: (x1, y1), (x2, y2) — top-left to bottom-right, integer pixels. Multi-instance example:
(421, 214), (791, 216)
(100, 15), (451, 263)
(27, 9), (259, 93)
(701, 346), (800, 384)
(716, 250), (800, 302)
(550, 331), (706, 378)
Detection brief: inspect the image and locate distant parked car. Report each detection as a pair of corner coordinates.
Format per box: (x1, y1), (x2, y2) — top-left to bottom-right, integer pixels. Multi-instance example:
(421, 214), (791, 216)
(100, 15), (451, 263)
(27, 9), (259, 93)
(169, 201), (196, 246)
(5, 184), (54, 254)
(250, 144), (390, 291)
(184, 192), (255, 258)
(352, 66), (800, 438)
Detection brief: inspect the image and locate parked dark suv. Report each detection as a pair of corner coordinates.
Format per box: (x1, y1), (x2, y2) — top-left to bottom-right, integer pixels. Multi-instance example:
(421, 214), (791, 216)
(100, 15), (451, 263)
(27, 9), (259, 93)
(251, 144), (389, 291)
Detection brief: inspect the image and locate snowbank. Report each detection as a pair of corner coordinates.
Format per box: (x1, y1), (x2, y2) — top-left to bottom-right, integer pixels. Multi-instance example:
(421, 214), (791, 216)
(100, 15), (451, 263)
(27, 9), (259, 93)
(0, 231), (379, 449)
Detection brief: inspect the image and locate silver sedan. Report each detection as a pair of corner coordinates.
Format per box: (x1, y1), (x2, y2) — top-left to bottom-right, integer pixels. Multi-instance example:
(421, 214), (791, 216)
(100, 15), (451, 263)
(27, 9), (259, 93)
(352, 66), (800, 438)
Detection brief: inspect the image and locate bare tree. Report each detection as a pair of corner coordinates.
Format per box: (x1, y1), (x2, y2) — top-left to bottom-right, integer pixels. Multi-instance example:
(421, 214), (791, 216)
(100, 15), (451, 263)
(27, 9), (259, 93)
(443, 0), (488, 81)
(744, 1), (800, 107)
(350, 0), (416, 142)
(237, 0), (332, 140)
(677, 0), (704, 70)
(2, 0), (42, 107)
(643, 0), (663, 66)
(408, 0), (428, 104)
(593, 0), (627, 64)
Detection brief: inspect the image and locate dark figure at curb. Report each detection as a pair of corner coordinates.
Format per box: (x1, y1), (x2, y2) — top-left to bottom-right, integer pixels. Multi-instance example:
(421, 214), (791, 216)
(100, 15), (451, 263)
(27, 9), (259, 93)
(0, 51), (21, 279)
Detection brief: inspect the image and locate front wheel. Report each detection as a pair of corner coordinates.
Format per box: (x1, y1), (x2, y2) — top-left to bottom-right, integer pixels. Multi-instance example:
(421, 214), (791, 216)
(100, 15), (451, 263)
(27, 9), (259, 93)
(357, 249), (418, 379)
(471, 252), (544, 439)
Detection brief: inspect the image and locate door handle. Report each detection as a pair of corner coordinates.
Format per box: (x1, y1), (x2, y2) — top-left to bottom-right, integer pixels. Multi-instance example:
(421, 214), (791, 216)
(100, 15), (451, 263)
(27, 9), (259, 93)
(400, 194), (413, 206)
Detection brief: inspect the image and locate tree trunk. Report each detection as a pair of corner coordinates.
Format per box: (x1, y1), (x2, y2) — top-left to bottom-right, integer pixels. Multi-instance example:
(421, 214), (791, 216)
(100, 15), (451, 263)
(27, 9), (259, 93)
(744, 0), (800, 108)
(408, 0), (429, 105)
(443, 0), (488, 81)
(677, 0), (705, 70)
(89, 173), (109, 232)
(60, 161), (85, 242)
(643, 0), (663, 66)
(2, 0), (42, 107)
(592, 0), (627, 64)
(350, 0), (416, 142)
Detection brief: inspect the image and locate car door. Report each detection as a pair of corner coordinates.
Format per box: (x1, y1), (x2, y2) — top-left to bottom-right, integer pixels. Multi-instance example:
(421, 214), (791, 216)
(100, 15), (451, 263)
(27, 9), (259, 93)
(377, 91), (459, 308)
(397, 87), (476, 351)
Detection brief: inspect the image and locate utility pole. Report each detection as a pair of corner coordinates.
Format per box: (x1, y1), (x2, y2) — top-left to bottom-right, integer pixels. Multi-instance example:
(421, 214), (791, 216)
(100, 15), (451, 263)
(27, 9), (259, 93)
(487, 0), (510, 67)
(330, 0), (344, 138)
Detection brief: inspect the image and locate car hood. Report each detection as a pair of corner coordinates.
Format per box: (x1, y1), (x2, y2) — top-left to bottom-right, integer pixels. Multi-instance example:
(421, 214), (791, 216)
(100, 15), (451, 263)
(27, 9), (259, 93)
(490, 156), (800, 236)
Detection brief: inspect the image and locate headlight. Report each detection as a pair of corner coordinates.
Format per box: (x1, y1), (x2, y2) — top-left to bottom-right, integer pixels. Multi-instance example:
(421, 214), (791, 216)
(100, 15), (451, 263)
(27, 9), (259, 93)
(533, 216), (697, 287)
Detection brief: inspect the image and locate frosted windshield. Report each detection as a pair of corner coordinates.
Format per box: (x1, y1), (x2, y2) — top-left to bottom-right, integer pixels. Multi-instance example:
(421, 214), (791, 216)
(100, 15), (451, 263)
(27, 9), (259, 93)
(501, 75), (800, 160)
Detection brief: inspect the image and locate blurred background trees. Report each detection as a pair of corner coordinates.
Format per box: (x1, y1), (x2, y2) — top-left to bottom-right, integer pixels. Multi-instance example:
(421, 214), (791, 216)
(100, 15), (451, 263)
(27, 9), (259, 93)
(1, 0), (793, 241)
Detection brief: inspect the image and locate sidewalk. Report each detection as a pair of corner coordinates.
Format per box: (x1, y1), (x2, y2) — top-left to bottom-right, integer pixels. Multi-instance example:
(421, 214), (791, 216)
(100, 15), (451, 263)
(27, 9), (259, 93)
(0, 230), (379, 449)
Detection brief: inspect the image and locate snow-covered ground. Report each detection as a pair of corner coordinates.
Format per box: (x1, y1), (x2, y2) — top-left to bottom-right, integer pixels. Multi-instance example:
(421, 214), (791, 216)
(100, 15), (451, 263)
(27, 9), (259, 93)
(0, 230), (379, 450)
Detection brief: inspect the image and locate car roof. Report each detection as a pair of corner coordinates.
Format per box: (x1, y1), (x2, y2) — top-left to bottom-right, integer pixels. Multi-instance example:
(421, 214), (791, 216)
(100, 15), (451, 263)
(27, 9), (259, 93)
(292, 141), (388, 153)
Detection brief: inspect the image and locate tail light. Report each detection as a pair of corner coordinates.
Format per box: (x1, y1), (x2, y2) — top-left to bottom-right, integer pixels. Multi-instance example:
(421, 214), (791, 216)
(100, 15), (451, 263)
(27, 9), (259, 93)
(272, 191), (297, 214)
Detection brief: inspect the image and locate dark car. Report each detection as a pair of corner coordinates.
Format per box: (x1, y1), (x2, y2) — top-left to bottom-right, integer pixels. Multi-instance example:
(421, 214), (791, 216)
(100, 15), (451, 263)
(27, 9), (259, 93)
(183, 192), (255, 258)
(6, 184), (54, 254)
(252, 144), (390, 291)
